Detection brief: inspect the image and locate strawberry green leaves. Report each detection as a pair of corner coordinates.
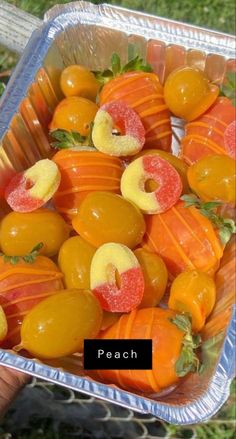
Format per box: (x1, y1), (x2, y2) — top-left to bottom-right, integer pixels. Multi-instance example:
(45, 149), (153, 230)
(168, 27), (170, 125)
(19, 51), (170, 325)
(181, 194), (236, 245)
(122, 55), (153, 74)
(171, 314), (203, 377)
(51, 130), (86, 149)
(0, 242), (44, 265)
(93, 49), (153, 86)
(51, 127), (95, 150)
(220, 71), (236, 106)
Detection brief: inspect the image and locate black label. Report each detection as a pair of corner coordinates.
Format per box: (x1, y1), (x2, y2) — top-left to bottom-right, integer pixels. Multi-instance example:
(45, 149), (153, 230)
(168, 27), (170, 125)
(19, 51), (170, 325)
(84, 339), (152, 370)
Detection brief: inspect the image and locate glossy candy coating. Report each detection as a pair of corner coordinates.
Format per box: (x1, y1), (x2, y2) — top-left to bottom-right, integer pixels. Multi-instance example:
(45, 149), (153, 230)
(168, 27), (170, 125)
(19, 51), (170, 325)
(181, 97), (236, 164)
(187, 154), (236, 203)
(58, 236), (96, 289)
(134, 249), (168, 308)
(60, 65), (100, 101)
(50, 97), (98, 136)
(100, 71), (172, 151)
(19, 289), (103, 359)
(0, 209), (70, 257)
(168, 270), (216, 332)
(53, 150), (123, 221)
(0, 256), (63, 347)
(164, 67), (219, 121)
(72, 192), (146, 249)
(97, 308), (185, 392)
(144, 200), (223, 277)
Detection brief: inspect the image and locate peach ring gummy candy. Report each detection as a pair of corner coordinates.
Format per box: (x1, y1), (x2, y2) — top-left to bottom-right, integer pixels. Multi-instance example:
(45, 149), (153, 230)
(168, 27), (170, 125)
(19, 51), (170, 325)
(92, 101), (145, 156)
(5, 159), (61, 213)
(121, 155), (182, 214)
(90, 243), (144, 312)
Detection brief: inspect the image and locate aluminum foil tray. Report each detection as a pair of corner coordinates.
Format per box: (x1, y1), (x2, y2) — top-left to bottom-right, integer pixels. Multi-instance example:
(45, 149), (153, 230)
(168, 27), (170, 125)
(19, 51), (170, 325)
(0, 1), (235, 424)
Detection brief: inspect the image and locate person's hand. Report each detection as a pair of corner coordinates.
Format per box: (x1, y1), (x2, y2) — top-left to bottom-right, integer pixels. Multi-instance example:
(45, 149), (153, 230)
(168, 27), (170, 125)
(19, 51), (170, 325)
(0, 366), (30, 417)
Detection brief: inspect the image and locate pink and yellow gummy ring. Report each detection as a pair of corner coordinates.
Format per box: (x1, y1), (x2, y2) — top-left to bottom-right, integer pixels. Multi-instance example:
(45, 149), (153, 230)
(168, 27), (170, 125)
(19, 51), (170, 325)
(5, 159), (61, 213)
(92, 101), (145, 157)
(90, 243), (144, 312)
(121, 155), (182, 214)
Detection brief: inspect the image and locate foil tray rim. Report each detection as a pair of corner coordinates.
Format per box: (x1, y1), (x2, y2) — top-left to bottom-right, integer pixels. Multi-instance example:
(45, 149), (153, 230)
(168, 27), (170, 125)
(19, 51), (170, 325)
(0, 1), (235, 423)
(46, 1), (236, 42)
(44, 1), (236, 55)
(1, 1), (235, 135)
(0, 305), (235, 424)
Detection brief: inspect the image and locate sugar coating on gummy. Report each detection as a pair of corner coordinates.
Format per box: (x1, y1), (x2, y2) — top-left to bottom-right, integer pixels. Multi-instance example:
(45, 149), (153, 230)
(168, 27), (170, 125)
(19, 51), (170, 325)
(224, 120), (236, 159)
(5, 159), (61, 213)
(90, 243), (144, 312)
(92, 101), (145, 156)
(121, 155), (183, 214)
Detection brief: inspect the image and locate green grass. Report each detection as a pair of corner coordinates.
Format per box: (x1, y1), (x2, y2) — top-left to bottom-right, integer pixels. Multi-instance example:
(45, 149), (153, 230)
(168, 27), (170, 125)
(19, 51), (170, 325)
(1, 0), (235, 77)
(5, 0), (236, 33)
(0, 0), (235, 73)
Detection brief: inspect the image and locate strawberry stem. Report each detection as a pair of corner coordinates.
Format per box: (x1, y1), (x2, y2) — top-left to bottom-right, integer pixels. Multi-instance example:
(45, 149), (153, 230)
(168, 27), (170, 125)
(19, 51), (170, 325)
(220, 71), (236, 106)
(50, 128), (96, 150)
(93, 45), (152, 86)
(170, 314), (203, 377)
(0, 242), (43, 265)
(181, 194), (236, 245)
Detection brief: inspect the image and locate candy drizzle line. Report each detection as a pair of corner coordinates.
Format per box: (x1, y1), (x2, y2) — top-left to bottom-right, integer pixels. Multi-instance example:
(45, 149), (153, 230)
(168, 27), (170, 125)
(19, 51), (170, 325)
(181, 194), (236, 245)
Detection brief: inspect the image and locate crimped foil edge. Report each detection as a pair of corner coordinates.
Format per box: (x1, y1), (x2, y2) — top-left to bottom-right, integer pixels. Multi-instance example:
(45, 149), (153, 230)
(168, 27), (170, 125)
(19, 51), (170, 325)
(1, 2), (235, 136)
(0, 305), (235, 424)
(0, 1), (235, 424)
(45, 1), (235, 55)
